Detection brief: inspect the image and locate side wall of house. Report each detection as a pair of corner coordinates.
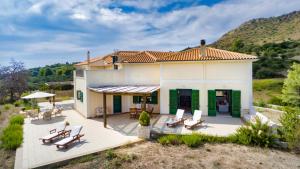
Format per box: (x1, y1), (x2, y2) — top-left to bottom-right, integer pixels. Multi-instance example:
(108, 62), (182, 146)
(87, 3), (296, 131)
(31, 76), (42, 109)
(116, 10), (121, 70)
(160, 61), (253, 116)
(73, 71), (88, 117)
(84, 64), (160, 117)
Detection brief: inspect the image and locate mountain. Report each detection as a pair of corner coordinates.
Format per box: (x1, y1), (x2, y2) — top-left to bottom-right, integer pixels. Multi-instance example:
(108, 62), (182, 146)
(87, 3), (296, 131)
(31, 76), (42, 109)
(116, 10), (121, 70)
(212, 11), (300, 49)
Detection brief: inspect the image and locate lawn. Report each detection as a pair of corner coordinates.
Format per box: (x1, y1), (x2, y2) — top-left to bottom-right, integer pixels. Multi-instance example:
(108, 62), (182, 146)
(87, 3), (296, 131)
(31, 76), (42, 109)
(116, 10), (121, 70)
(58, 142), (300, 169)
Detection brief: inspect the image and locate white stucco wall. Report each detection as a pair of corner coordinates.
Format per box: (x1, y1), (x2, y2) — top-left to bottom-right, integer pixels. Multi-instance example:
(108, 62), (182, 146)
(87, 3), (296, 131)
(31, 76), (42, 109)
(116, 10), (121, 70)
(160, 61), (253, 116)
(73, 71), (88, 117)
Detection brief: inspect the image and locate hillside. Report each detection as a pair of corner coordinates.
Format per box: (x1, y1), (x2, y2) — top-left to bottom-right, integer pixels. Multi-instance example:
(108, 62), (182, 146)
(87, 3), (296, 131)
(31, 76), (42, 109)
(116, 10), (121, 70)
(212, 11), (300, 49)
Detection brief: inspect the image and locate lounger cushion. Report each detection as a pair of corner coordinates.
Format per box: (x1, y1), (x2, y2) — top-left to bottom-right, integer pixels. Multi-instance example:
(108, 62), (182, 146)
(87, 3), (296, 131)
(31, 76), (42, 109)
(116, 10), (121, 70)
(184, 119), (197, 126)
(166, 119), (180, 125)
(41, 133), (59, 140)
(55, 137), (73, 145)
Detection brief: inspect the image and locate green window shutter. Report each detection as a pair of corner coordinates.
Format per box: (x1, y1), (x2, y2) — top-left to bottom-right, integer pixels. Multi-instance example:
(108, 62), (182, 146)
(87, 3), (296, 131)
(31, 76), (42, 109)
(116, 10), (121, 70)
(169, 89), (178, 115)
(151, 91), (158, 104)
(208, 90), (216, 116)
(133, 96), (140, 104)
(231, 90), (241, 117)
(80, 91), (83, 102)
(191, 90), (200, 114)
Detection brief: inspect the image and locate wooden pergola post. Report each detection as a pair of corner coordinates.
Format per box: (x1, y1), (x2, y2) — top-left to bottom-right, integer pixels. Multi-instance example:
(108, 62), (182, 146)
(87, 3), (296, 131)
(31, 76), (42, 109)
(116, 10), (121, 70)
(142, 94), (147, 111)
(103, 93), (107, 128)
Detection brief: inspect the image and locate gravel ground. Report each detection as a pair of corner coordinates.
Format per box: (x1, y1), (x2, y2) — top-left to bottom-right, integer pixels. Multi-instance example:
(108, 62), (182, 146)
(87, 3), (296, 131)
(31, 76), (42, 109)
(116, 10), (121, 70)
(61, 142), (300, 169)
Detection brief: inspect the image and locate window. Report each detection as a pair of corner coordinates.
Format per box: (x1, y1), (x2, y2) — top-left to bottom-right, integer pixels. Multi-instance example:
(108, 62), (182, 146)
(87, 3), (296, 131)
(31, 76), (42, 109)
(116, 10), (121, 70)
(114, 65), (118, 70)
(133, 91), (158, 104)
(76, 69), (84, 77)
(76, 90), (83, 102)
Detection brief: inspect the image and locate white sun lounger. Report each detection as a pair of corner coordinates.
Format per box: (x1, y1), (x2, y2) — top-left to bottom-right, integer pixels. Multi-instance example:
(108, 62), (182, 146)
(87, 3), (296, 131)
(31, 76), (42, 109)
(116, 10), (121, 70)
(184, 110), (204, 129)
(39, 122), (67, 143)
(166, 109), (185, 127)
(54, 125), (84, 149)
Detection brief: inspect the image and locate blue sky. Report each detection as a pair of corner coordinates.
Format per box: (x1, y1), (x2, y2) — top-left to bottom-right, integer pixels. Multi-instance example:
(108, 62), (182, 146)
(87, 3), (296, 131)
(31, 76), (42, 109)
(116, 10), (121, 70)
(0, 0), (299, 68)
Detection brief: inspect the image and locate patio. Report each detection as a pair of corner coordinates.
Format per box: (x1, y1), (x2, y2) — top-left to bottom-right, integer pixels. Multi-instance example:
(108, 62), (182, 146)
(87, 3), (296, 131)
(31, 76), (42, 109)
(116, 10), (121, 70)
(15, 106), (243, 168)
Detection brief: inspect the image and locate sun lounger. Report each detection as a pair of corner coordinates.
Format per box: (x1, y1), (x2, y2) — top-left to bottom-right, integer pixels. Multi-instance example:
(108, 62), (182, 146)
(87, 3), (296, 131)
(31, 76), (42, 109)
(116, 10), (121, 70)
(184, 110), (204, 129)
(40, 122), (67, 143)
(166, 109), (185, 127)
(54, 125), (84, 149)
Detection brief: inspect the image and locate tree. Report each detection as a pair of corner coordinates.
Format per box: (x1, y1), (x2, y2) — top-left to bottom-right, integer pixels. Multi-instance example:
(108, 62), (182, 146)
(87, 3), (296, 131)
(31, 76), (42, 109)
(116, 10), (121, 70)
(230, 39), (245, 52)
(0, 60), (29, 103)
(282, 63), (300, 107)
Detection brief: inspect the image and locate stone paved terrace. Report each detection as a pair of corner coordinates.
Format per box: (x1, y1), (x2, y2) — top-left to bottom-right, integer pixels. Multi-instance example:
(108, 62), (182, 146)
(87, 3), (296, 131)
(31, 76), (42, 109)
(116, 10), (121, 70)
(15, 102), (243, 168)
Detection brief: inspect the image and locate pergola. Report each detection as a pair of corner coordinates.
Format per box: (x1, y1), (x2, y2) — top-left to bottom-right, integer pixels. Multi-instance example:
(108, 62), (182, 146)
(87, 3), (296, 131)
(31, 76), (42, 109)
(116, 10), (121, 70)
(89, 85), (160, 128)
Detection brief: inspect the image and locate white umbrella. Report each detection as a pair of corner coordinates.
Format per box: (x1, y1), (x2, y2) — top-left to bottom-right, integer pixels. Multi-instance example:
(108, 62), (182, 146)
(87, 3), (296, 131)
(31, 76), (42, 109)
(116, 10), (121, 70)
(21, 91), (55, 99)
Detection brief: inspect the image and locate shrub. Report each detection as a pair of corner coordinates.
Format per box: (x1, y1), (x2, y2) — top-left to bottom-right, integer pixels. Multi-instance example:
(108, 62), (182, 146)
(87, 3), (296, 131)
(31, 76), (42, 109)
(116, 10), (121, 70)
(9, 115), (24, 125)
(105, 149), (117, 160)
(234, 117), (277, 147)
(0, 124), (23, 150)
(268, 96), (283, 105)
(3, 104), (12, 111)
(279, 107), (300, 150)
(14, 100), (23, 107)
(139, 111), (150, 126)
(181, 133), (202, 148)
(257, 99), (266, 107)
(158, 134), (182, 145)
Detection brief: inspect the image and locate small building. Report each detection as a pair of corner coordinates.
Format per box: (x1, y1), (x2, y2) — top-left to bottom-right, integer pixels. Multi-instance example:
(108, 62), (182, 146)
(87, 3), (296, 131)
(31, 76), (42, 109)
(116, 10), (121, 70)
(74, 40), (257, 119)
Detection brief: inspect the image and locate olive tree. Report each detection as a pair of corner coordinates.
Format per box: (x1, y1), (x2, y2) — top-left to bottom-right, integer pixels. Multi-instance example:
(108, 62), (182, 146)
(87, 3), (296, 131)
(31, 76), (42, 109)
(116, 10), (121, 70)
(282, 63), (300, 107)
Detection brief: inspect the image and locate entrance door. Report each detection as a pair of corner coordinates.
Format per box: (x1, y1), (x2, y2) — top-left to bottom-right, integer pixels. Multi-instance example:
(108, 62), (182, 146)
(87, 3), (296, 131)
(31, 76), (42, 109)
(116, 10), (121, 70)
(113, 95), (122, 113)
(178, 89), (192, 113)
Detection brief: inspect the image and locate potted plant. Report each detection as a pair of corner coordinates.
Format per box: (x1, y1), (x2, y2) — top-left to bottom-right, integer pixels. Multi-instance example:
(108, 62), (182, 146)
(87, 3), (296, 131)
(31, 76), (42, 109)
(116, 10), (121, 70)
(138, 111), (151, 139)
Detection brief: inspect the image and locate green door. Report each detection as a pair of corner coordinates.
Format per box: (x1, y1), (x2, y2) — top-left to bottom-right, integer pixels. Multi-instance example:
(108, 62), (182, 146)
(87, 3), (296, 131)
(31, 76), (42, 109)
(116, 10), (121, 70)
(113, 95), (122, 113)
(208, 90), (216, 116)
(191, 90), (200, 114)
(231, 90), (241, 117)
(169, 89), (178, 115)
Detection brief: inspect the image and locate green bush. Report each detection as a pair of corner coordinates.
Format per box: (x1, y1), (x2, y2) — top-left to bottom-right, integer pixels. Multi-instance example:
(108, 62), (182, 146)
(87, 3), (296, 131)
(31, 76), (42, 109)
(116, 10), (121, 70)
(181, 133), (202, 147)
(0, 124), (23, 150)
(158, 134), (182, 145)
(105, 149), (117, 160)
(234, 117), (277, 147)
(3, 104), (12, 111)
(268, 96), (283, 105)
(139, 111), (150, 126)
(14, 100), (23, 107)
(9, 115), (24, 125)
(279, 107), (300, 150)
(257, 99), (266, 107)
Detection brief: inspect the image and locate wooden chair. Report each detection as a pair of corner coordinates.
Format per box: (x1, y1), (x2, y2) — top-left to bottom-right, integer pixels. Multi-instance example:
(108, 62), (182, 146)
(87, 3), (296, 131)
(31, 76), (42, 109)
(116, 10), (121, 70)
(55, 125), (84, 149)
(27, 110), (39, 120)
(130, 108), (137, 118)
(43, 110), (52, 120)
(147, 107), (154, 118)
(166, 109), (185, 127)
(52, 106), (63, 117)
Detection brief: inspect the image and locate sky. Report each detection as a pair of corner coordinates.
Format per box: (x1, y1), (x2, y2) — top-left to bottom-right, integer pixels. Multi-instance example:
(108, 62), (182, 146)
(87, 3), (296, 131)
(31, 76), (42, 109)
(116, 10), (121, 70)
(0, 0), (300, 68)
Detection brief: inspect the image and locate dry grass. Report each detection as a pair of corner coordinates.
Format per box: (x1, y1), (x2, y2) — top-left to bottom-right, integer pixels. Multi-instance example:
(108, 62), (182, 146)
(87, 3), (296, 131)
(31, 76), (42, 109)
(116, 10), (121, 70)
(59, 142), (300, 169)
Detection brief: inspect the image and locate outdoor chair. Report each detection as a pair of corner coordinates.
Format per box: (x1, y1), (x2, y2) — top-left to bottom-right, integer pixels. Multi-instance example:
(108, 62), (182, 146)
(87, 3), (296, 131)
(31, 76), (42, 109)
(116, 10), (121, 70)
(130, 108), (138, 118)
(52, 106), (63, 117)
(27, 109), (39, 120)
(166, 109), (185, 127)
(43, 109), (52, 120)
(184, 110), (204, 129)
(39, 122), (68, 143)
(147, 107), (154, 118)
(54, 125), (84, 149)
(95, 107), (103, 117)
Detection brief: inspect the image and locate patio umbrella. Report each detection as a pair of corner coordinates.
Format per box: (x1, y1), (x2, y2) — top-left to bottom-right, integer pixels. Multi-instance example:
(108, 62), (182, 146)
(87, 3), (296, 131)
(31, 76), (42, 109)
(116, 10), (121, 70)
(21, 91), (55, 99)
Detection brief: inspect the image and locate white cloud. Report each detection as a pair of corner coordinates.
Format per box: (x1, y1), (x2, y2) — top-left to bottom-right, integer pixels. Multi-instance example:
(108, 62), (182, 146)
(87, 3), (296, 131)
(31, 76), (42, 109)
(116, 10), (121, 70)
(0, 0), (300, 67)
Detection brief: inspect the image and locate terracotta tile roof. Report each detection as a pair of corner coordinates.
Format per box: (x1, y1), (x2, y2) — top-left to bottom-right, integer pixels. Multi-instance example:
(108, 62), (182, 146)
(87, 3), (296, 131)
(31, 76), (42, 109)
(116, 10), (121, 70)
(75, 47), (257, 66)
(160, 47), (257, 61)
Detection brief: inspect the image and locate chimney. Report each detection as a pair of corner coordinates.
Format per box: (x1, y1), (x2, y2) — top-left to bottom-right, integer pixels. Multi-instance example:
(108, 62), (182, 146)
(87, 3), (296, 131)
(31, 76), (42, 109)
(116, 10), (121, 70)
(87, 51), (90, 64)
(200, 39), (206, 57)
(112, 49), (118, 64)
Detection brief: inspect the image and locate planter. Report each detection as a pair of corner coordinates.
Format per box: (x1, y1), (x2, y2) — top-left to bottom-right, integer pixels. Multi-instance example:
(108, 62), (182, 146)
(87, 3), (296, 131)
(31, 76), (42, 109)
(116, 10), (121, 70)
(138, 124), (151, 139)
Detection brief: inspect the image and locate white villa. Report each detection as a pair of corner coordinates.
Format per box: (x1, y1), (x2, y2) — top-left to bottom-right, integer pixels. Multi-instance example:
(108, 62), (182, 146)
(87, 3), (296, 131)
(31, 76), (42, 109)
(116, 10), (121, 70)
(74, 40), (257, 120)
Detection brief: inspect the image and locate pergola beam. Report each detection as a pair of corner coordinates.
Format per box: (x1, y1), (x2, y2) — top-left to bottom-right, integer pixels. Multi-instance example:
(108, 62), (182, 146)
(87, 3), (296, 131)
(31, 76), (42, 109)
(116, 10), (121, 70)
(103, 93), (107, 128)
